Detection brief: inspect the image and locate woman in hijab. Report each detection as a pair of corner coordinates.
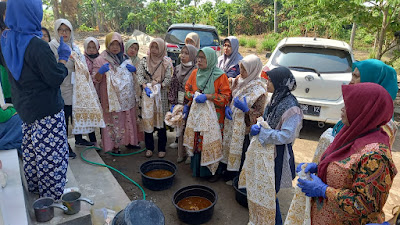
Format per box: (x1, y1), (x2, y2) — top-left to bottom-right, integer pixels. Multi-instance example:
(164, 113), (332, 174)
(136, 38), (173, 158)
(41, 27), (51, 42)
(250, 67), (303, 225)
(332, 59), (398, 147)
(184, 47), (231, 181)
(185, 32), (200, 49)
(222, 54), (267, 180)
(168, 44), (198, 163)
(297, 83), (397, 224)
(49, 19), (93, 158)
(218, 36), (243, 78)
(1, 0), (70, 200)
(93, 32), (140, 153)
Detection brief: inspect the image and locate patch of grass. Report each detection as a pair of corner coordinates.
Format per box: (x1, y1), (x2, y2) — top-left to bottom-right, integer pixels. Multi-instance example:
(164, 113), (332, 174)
(239, 38), (247, 47)
(246, 39), (257, 48)
(261, 38), (279, 51)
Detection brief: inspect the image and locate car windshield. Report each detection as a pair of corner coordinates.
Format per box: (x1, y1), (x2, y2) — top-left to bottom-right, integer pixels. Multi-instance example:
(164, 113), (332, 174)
(271, 46), (353, 73)
(165, 29), (220, 47)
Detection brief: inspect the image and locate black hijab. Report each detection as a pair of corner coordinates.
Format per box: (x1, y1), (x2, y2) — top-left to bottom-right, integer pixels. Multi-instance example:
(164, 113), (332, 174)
(264, 67), (299, 129)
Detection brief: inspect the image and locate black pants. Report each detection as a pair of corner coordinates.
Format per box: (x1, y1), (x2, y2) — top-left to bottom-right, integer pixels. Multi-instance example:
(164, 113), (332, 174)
(145, 127), (167, 152)
(63, 105), (96, 142)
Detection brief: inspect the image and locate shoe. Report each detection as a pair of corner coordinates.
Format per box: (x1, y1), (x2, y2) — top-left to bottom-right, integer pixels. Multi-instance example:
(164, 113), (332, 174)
(158, 152), (166, 158)
(145, 150), (153, 158)
(185, 157), (191, 165)
(177, 157), (185, 163)
(126, 144), (141, 149)
(68, 145), (76, 159)
(388, 205), (400, 225)
(225, 180), (233, 186)
(207, 174), (220, 183)
(75, 139), (95, 147)
(169, 142), (178, 149)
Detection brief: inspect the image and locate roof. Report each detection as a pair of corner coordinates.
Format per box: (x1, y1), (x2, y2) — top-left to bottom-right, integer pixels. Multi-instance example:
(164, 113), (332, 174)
(278, 37), (352, 51)
(167, 23), (217, 31)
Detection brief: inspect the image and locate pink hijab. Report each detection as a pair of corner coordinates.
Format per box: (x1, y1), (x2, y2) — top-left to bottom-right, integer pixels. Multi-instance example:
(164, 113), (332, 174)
(318, 83), (393, 183)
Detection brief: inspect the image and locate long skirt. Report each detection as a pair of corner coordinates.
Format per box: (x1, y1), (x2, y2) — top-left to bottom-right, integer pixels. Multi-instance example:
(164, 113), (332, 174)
(22, 110), (69, 200)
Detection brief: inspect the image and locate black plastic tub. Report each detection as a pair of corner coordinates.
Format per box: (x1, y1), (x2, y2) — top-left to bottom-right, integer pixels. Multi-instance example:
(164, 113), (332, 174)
(140, 159), (177, 191)
(172, 185), (217, 225)
(233, 176), (248, 208)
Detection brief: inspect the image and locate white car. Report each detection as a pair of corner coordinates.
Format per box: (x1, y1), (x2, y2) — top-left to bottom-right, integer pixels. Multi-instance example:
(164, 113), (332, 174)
(265, 37), (355, 126)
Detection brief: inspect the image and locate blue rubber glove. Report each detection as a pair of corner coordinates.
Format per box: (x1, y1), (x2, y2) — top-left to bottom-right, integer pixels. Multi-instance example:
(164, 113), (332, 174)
(126, 64), (137, 73)
(98, 63), (110, 75)
(57, 36), (71, 61)
(366, 222), (390, 225)
(234, 97), (249, 112)
(250, 124), (261, 136)
(183, 105), (190, 119)
(170, 104), (175, 113)
(297, 174), (328, 198)
(225, 106), (233, 120)
(296, 163), (318, 173)
(195, 94), (207, 103)
(144, 87), (152, 97)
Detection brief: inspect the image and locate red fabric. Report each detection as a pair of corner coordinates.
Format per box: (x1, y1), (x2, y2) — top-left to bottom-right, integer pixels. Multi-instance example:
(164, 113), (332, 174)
(318, 83), (393, 183)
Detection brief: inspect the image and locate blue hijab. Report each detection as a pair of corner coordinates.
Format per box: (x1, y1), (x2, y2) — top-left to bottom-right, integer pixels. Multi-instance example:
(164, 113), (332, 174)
(1, 0), (43, 81)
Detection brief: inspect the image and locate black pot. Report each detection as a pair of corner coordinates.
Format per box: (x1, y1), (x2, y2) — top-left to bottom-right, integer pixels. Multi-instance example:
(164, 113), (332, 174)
(172, 185), (217, 225)
(140, 159), (177, 191)
(233, 176), (248, 208)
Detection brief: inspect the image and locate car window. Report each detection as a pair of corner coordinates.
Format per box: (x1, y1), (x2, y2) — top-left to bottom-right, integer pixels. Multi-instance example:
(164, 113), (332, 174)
(271, 46), (353, 73)
(165, 29), (220, 47)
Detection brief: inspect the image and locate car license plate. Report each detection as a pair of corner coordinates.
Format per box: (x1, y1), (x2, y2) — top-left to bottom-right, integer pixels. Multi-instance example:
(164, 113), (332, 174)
(299, 104), (321, 116)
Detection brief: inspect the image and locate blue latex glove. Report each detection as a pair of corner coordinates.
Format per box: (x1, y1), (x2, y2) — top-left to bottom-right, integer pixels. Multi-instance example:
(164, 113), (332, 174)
(225, 106), (233, 120)
(57, 36), (71, 61)
(297, 174), (328, 198)
(195, 94), (207, 103)
(366, 222), (390, 225)
(234, 97), (249, 112)
(126, 64), (136, 73)
(170, 104), (175, 113)
(144, 87), (152, 97)
(183, 105), (190, 119)
(250, 124), (261, 136)
(98, 63), (110, 75)
(296, 163), (318, 173)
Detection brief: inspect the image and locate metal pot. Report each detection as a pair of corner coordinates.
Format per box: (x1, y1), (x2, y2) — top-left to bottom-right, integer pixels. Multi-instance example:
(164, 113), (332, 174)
(33, 197), (68, 222)
(61, 191), (94, 215)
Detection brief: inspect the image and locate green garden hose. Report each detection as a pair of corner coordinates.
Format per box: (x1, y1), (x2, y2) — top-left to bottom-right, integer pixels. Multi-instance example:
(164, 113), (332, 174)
(80, 146), (147, 200)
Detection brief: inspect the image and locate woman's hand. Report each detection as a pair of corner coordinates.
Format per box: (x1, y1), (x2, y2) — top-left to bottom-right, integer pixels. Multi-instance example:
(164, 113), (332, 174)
(195, 94), (207, 103)
(250, 124), (261, 136)
(296, 163), (318, 173)
(297, 174), (328, 198)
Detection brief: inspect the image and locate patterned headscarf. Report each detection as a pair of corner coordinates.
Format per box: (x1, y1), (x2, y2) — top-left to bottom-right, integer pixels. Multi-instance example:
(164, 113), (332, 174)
(218, 36), (243, 72)
(265, 67), (298, 129)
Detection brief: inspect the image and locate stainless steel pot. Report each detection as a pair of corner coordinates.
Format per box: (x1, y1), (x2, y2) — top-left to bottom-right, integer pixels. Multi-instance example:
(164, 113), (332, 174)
(33, 197), (68, 222)
(61, 191), (94, 215)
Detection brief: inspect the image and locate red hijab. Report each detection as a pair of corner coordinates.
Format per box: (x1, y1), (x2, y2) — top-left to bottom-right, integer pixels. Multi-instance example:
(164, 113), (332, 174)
(318, 83), (393, 183)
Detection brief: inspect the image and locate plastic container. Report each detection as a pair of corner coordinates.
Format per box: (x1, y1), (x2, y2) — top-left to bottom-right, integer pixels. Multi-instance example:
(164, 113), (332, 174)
(172, 185), (217, 225)
(140, 159), (177, 191)
(112, 200), (164, 225)
(233, 176), (248, 208)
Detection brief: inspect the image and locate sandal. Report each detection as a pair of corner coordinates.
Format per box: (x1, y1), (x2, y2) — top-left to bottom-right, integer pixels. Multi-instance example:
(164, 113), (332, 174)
(158, 152), (166, 158)
(145, 150), (153, 158)
(388, 205), (400, 225)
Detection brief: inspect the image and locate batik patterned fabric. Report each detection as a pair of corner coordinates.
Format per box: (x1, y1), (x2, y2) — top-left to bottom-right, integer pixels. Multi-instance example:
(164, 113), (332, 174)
(222, 79), (266, 171)
(71, 51), (105, 134)
(311, 143), (397, 224)
(382, 119), (398, 148)
(239, 118), (276, 225)
(183, 92), (223, 175)
(284, 127), (334, 225)
(141, 83), (163, 133)
(22, 110), (68, 200)
(164, 104), (185, 136)
(106, 59), (136, 112)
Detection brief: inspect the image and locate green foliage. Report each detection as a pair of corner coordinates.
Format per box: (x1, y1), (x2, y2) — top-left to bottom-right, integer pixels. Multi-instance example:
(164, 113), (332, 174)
(239, 38), (247, 46)
(78, 24), (96, 32)
(261, 38), (278, 51)
(246, 39), (257, 48)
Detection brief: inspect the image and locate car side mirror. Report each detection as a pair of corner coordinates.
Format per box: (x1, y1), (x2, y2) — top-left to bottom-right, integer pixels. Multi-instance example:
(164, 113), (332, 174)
(265, 52), (271, 58)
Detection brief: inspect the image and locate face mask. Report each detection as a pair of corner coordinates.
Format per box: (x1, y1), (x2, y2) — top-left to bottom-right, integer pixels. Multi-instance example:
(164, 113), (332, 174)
(182, 61), (193, 67)
(87, 53), (99, 59)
